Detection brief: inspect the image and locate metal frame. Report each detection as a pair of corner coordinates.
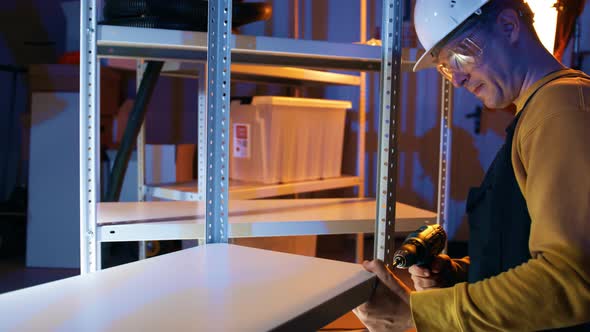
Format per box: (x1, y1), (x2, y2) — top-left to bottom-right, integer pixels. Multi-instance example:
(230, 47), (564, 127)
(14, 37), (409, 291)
(437, 79), (453, 229)
(355, 0), (368, 264)
(136, 61), (147, 204)
(205, 0), (233, 244)
(197, 63), (207, 202)
(78, 0), (450, 275)
(358, 0), (367, 199)
(79, 0), (100, 274)
(374, 0), (403, 265)
(136, 61), (148, 260)
(96, 199), (436, 242)
(97, 215), (431, 242)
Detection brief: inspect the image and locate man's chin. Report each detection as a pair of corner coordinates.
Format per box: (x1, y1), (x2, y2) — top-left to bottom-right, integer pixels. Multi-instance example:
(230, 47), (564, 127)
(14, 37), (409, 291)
(482, 99), (512, 110)
(482, 101), (516, 112)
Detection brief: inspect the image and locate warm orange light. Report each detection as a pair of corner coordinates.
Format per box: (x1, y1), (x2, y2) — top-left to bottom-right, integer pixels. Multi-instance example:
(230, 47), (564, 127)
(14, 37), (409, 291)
(525, 0), (559, 53)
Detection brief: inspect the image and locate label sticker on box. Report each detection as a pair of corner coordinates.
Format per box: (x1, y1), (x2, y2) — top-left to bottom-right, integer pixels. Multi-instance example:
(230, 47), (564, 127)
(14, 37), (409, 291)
(233, 123), (250, 159)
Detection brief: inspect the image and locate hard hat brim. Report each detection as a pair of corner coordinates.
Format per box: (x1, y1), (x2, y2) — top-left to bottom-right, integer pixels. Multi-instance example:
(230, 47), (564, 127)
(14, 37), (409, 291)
(413, 48), (437, 72)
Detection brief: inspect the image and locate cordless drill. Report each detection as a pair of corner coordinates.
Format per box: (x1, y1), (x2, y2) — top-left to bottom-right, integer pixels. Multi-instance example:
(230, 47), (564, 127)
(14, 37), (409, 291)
(391, 224), (447, 269)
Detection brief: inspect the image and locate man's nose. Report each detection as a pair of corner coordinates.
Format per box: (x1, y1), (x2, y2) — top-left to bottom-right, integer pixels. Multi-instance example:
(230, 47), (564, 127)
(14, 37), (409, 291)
(451, 71), (469, 88)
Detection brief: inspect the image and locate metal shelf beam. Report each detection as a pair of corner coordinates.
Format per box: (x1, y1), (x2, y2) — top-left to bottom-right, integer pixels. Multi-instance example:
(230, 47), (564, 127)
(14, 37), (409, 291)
(97, 199), (436, 242)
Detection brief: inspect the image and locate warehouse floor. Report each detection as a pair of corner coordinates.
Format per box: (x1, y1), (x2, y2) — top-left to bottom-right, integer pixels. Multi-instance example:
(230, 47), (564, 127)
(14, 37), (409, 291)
(0, 256), (78, 294)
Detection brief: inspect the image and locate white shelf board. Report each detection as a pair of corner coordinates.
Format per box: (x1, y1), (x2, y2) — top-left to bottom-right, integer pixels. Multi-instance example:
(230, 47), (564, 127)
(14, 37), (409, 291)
(97, 198), (436, 242)
(145, 175), (363, 200)
(0, 244), (376, 331)
(97, 25), (418, 71)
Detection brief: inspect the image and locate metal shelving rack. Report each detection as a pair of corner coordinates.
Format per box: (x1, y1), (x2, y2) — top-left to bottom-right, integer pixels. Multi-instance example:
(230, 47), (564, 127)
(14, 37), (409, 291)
(80, 0), (450, 274)
(104, 60), (369, 201)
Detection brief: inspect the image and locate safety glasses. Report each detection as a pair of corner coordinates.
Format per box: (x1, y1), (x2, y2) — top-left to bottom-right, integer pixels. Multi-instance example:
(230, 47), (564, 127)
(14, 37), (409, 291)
(436, 27), (485, 82)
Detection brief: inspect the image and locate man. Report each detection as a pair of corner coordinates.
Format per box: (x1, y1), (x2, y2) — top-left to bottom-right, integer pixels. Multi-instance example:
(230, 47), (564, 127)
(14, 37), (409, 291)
(355, 0), (590, 331)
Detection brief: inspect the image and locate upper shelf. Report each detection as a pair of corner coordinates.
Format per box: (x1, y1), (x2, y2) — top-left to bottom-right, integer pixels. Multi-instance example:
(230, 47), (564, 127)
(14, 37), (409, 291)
(97, 25), (418, 72)
(106, 59), (363, 86)
(145, 175), (363, 200)
(167, 63), (364, 86)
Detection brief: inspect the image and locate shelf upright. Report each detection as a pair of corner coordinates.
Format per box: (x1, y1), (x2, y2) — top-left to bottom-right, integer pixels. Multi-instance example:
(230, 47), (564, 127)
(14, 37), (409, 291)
(205, 0), (233, 244)
(358, 0), (368, 199)
(197, 62), (207, 202)
(437, 79), (454, 229)
(374, 0), (403, 265)
(135, 61), (152, 260)
(79, 0), (100, 273)
(136, 61), (147, 206)
(355, 0), (369, 264)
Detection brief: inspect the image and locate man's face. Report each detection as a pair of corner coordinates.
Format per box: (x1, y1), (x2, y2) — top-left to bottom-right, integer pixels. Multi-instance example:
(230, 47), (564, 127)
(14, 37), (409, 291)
(437, 22), (519, 109)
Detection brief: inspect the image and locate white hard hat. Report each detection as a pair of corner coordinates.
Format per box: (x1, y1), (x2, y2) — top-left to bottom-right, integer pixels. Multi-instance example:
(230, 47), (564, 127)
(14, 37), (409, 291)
(413, 0), (491, 72)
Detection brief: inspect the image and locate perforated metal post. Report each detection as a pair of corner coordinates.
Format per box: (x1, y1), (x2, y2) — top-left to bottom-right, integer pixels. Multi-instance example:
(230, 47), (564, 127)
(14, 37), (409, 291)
(205, 0), (232, 244)
(137, 61), (147, 260)
(355, 0), (368, 264)
(437, 79), (453, 228)
(197, 63), (207, 201)
(374, 0), (403, 266)
(137, 61), (147, 204)
(79, 0), (100, 273)
(358, 0), (367, 199)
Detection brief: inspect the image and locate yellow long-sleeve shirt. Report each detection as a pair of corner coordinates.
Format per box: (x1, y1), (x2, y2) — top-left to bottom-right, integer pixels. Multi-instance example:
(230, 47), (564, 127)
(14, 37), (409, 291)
(410, 69), (590, 331)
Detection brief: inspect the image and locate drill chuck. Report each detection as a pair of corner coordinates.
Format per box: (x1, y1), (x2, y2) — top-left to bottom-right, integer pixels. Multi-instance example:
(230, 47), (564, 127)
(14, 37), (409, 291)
(393, 224), (447, 268)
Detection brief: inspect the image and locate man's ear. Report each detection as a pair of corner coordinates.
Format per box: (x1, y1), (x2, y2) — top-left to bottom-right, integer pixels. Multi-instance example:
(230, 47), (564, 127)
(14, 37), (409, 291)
(496, 8), (521, 44)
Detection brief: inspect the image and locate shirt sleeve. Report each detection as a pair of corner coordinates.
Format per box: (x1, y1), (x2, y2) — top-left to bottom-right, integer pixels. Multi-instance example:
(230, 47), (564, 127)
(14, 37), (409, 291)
(410, 109), (590, 331)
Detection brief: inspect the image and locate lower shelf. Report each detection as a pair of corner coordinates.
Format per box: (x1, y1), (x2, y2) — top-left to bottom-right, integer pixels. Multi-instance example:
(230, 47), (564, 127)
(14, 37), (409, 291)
(97, 198), (437, 242)
(0, 244), (375, 331)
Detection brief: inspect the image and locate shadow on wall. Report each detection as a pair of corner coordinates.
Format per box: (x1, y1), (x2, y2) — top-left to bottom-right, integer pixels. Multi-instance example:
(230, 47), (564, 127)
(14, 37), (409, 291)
(392, 79), (487, 242)
(0, 0), (67, 200)
(0, 1), (64, 64)
(408, 123), (485, 240)
(363, 64), (517, 242)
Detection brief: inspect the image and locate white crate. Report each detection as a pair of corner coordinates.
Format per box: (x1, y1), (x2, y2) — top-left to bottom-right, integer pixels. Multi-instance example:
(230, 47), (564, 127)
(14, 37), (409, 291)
(230, 96), (350, 184)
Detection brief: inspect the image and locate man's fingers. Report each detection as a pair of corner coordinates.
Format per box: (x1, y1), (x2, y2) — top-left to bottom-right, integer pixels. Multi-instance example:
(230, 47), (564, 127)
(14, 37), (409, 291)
(361, 260), (382, 275)
(411, 275), (442, 290)
(362, 259), (411, 302)
(408, 265), (431, 277)
(430, 254), (451, 273)
(362, 260), (392, 284)
(412, 279), (442, 291)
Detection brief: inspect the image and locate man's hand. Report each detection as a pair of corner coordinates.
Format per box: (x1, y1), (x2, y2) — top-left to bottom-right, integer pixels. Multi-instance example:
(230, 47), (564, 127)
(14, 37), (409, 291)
(362, 259), (412, 304)
(353, 260), (414, 332)
(408, 254), (462, 291)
